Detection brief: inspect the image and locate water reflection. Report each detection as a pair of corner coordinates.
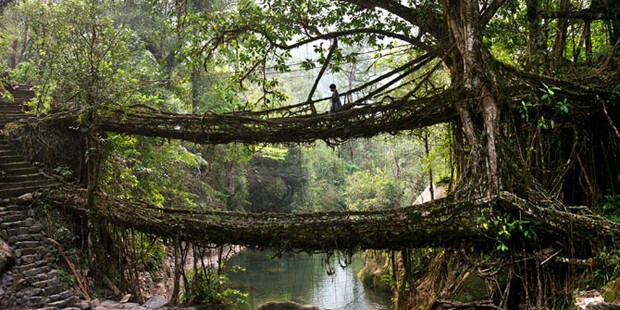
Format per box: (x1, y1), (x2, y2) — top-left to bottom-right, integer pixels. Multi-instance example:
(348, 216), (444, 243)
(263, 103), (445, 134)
(225, 250), (391, 310)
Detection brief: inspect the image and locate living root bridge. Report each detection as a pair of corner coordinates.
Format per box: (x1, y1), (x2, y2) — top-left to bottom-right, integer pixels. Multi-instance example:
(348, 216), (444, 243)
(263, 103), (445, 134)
(42, 188), (620, 252)
(36, 90), (455, 145)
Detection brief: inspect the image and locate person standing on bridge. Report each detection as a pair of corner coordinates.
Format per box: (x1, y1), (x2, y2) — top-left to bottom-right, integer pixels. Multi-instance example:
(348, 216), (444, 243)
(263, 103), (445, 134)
(329, 84), (342, 113)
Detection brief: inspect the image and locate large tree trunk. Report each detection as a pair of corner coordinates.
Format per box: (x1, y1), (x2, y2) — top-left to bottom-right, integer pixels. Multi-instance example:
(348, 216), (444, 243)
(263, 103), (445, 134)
(526, 0), (545, 71)
(442, 0), (500, 194)
(552, 0), (571, 63)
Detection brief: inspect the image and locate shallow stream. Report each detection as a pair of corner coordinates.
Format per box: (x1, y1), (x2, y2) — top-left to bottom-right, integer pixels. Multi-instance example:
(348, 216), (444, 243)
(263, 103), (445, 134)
(225, 250), (392, 310)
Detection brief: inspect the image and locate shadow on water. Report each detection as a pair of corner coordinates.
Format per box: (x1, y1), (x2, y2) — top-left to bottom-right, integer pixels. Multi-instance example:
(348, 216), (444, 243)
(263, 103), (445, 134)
(225, 250), (391, 310)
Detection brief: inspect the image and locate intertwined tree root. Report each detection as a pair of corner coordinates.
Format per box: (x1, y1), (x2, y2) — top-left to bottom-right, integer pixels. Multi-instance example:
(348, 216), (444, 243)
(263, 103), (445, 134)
(40, 186), (620, 253)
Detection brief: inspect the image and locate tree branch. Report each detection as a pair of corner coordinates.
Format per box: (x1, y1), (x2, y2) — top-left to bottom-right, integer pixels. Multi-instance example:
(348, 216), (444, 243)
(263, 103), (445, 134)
(260, 28), (418, 50)
(337, 0), (446, 41)
(481, 0), (507, 26)
(540, 9), (620, 20)
(306, 38), (338, 114)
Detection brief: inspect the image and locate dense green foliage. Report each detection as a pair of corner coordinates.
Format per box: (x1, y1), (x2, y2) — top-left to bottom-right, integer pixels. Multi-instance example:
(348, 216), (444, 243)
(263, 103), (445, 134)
(184, 268), (249, 309)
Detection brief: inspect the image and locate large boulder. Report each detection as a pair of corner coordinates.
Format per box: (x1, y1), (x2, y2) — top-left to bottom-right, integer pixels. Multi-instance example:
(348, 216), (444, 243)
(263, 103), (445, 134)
(358, 251), (391, 293)
(143, 295), (169, 309)
(257, 301), (318, 310)
(573, 290), (620, 310)
(604, 277), (620, 304)
(586, 303), (620, 310)
(0, 238), (15, 273)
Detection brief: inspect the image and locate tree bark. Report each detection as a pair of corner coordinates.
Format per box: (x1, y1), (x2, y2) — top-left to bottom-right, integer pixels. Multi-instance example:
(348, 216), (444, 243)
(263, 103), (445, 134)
(9, 39), (17, 69)
(18, 22), (28, 64)
(552, 0), (571, 63)
(526, 0), (543, 71)
(442, 0), (500, 193)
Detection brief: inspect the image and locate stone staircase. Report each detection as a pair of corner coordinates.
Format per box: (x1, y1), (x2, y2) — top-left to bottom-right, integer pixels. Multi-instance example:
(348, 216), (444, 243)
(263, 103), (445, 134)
(0, 196), (81, 309)
(0, 84), (80, 309)
(1, 84), (59, 198)
(0, 137), (59, 198)
(0, 84), (30, 125)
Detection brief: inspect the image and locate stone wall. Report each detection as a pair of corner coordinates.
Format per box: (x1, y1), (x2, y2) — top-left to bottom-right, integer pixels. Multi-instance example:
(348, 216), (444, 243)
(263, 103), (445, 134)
(0, 194), (79, 308)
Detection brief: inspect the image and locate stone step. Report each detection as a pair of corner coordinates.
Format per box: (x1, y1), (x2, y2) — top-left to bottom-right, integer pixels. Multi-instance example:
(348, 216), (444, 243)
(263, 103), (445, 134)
(0, 183), (55, 198)
(10, 98), (33, 103)
(0, 217), (34, 229)
(17, 253), (45, 266)
(31, 277), (60, 289)
(0, 115), (25, 120)
(1, 166), (40, 176)
(12, 240), (46, 251)
(21, 265), (52, 278)
(7, 230), (45, 242)
(0, 204), (28, 212)
(10, 84), (33, 89)
(0, 179), (52, 190)
(48, 289), (74, 301)
(0, 111), (26, 116)
(0, 105), (23, 111)
(3, 226), (36, 238)
(0, 211), (27, 221)
(26, 271), (56, 284)
(1, 161), (35, 170)
(0, 154), (25, 163)
(0, 112), (25, 118)
(0, 149), (19, 156)
(9, 89), (32, 92)
(0, 117), (24, 126)
(11, 94), (33, 98)
(11, 89), (34, 94)
(6, 232), (44, 243)
(0, 172), (47, 183)
(8, 98), (32, 103)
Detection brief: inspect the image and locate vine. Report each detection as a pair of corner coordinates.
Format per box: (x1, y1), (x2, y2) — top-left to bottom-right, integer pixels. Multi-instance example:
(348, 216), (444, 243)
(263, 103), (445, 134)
(477, 208), (538, 251)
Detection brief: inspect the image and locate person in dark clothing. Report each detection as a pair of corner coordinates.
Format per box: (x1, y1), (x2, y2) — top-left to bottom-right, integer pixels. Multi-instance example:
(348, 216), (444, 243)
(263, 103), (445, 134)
(329, 83), (342, 112)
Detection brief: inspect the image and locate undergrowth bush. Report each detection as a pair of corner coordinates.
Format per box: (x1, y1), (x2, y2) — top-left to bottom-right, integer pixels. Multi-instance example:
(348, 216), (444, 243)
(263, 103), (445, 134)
(184, 269), (248, 309)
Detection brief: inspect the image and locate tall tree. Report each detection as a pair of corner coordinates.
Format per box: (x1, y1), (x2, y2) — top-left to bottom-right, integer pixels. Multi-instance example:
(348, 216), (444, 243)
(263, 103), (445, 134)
(178, 0), (618, 201)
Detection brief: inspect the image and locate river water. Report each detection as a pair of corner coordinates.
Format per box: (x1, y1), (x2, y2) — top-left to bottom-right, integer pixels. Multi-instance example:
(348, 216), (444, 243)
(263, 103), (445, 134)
(225, 250), (392, 310)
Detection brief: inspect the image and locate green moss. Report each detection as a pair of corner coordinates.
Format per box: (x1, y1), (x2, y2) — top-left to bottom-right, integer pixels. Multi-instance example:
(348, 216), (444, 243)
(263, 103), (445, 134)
(603, 277), (620, 303)
(358, 251), (392, 293)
